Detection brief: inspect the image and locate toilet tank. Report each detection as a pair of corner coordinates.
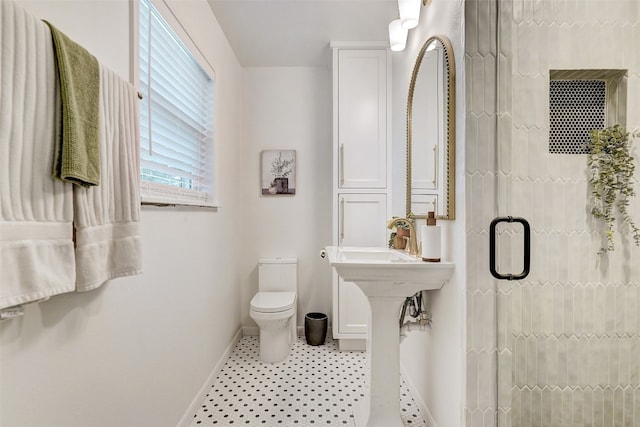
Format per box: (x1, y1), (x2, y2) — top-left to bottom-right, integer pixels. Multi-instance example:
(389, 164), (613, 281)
(258, 258), (297, 292)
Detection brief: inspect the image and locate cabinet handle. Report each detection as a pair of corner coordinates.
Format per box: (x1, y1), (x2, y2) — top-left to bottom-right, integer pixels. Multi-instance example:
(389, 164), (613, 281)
(340, 144), (345, 187)
(340, 197), (345, 242)
(432, 144), (437, 185)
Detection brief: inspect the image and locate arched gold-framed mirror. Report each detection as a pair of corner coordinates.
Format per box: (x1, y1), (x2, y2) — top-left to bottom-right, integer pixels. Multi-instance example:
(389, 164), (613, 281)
(406, 34), (455, 220)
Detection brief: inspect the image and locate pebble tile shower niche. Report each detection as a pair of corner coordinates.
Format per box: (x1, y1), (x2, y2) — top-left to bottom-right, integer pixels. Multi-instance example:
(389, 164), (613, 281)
(549, 69), (627, 154)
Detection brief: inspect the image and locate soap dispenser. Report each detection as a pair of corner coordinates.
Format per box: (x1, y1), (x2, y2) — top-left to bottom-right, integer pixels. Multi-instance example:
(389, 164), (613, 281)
(421, 211), (441, 262)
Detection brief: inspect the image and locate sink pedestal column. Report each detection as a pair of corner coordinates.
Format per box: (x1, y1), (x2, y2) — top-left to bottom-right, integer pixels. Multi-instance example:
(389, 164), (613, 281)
(324, 246), (454, 426)
(357, 292), (406, 427)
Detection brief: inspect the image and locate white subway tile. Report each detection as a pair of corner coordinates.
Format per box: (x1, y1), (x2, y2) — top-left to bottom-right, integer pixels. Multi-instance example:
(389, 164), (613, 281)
(563, 283), (573, 336)
(477, 0), (494, 57)
(583, 283), (595, 336)
(547, 335), (559, 385)
(541, 386), (553, 425)
(623, 387), (634, 426)
(466, 0), (479, 56)
(477, 113), (495, 175)
(526, 336), (537, 389)
(609, 337), (620, 387)
(467, 349), (479, 409)
(511, 283), (523, 337)
(557, 337), (569, 389)
(615, 286), (626, 336)
(577, 336), (590, 388)
(497, 288), (511, 350)
(614, 387), (624, 427)
(478, 350), (497, 409)
(497, 114), (512, 175)
(551, 387), (563, 426)
(573, 389), (585, 427)
(472, 54), (488, 115)
(625, 285), (638, 336)
(483, 55), (497, 116)
(512, 0), (523, 24)
(583, 388), (594, 426)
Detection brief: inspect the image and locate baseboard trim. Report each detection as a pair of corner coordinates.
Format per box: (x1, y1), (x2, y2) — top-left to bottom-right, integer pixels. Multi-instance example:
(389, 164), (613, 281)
(338, 338), (366, 351)
(242, 326), (332, 337)
(399, 363), (437, 427)
(242, 325), (259, 336)
(176, 328), (242, 427)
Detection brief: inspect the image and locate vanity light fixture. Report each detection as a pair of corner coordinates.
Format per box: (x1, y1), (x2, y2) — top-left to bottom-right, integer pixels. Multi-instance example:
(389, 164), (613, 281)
(398, 0), (421, 29)
(389, 0), (431, 51)
(388, 19), (408, 51)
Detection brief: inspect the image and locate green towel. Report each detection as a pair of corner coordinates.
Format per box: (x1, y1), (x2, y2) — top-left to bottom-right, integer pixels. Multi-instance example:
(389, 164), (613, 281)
(44, 20), (100, 187)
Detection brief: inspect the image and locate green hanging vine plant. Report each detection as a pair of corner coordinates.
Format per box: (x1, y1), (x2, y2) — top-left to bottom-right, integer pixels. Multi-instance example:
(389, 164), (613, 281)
(587, 124), (640, 255)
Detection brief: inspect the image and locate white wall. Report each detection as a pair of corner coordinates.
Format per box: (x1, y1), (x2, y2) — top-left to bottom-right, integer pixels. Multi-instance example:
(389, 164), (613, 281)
(390, 1), (466, 426)
(240, 67), (333, 329)
(0, 1), (245, 426)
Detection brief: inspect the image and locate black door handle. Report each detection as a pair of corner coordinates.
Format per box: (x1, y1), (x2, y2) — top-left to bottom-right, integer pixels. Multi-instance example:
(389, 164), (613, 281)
(489, 216), (530, 281)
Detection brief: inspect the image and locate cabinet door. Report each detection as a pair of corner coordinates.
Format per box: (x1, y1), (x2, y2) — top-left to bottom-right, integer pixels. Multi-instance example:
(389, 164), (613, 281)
(335, 193), (385, 335)
(337, 276), (369, 334)
(337, 193), (387, 247)
(337, 49), (387, 189)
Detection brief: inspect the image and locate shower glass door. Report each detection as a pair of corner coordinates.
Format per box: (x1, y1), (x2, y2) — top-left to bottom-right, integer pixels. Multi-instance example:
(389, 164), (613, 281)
(493, 1), (640, 426)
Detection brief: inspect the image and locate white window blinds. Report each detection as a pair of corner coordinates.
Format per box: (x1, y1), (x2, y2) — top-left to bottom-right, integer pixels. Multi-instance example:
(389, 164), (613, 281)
(139, 0), (215, 205)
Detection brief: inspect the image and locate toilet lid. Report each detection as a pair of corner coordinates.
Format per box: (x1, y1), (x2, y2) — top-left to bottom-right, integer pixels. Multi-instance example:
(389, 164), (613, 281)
(250, 292), (296, 313)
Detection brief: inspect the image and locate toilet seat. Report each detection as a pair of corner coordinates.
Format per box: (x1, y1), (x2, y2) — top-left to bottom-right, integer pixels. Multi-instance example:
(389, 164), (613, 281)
(250, 291), (296, 313)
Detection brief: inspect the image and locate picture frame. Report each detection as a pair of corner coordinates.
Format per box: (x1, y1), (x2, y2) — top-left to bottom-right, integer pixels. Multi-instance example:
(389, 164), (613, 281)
(261, 150), (296, 195)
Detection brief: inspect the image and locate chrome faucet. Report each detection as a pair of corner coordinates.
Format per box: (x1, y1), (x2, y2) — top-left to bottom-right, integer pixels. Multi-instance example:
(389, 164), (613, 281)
(387, 217), (419, 256)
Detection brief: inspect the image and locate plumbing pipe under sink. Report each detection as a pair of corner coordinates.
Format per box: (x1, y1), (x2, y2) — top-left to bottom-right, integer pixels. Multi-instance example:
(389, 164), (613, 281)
(399, 291), (432, 341)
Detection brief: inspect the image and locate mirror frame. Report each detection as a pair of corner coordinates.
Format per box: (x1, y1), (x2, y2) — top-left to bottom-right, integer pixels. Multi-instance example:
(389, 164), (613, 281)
(406, 34), (456, 220)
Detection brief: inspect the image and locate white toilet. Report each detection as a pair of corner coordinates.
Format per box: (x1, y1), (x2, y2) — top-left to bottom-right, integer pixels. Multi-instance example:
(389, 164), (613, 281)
(249, 258), (297, 363)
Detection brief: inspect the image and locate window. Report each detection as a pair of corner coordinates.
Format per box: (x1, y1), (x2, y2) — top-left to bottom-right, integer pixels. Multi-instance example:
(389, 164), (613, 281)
(138, 0), (216, 206)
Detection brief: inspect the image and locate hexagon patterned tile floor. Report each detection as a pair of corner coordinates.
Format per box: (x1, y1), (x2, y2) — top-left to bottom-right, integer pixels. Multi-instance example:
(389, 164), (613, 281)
(190, 336), (428, 426)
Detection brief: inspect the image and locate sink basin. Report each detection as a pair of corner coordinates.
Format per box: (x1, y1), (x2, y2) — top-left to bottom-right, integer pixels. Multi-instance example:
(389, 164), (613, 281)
(325, 246), (454, 426)
(335, 246), (418, 262)
(325, 246), (454, 296)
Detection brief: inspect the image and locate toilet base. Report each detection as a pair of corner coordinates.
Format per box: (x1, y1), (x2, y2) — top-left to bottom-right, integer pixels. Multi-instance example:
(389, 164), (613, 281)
(258, 317), (292, 363)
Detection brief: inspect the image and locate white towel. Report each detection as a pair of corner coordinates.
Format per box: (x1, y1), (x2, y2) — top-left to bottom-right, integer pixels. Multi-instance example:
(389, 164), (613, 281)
(0, 1), (76, 310)
(73, 64), (142, 291)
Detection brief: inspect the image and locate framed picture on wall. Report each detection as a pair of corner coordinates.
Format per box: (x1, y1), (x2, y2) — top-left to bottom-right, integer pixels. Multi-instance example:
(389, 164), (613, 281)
(261, 150), (296, 195)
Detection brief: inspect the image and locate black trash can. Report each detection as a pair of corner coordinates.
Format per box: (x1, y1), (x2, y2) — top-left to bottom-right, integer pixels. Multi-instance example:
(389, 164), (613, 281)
(305, 312), (328, 346)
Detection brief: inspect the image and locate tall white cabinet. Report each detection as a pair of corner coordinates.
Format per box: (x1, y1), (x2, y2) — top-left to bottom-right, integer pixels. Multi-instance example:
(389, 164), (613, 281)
(331, 45), (391, 351)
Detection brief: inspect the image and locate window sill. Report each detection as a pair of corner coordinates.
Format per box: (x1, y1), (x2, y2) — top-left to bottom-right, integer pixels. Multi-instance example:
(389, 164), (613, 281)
(140, 181), (219, 209)
(141, 196), (220, 209)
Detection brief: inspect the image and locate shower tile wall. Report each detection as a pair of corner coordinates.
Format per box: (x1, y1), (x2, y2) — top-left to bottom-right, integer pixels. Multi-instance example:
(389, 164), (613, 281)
(465, 1), (640, 426)
(465, 1), (499, 426)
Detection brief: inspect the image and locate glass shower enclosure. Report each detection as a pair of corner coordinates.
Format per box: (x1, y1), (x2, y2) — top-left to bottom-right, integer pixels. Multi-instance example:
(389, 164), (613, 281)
(466, 0), (640, 426)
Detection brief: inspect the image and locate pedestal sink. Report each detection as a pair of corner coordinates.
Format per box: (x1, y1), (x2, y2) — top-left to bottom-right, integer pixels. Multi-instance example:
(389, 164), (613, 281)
(325, 246), (454, 427)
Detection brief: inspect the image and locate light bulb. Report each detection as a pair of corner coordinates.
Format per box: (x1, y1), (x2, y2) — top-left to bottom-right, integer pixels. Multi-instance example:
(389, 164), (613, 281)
(398, 0), (420, 29)
(388, 19), (408, 52)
